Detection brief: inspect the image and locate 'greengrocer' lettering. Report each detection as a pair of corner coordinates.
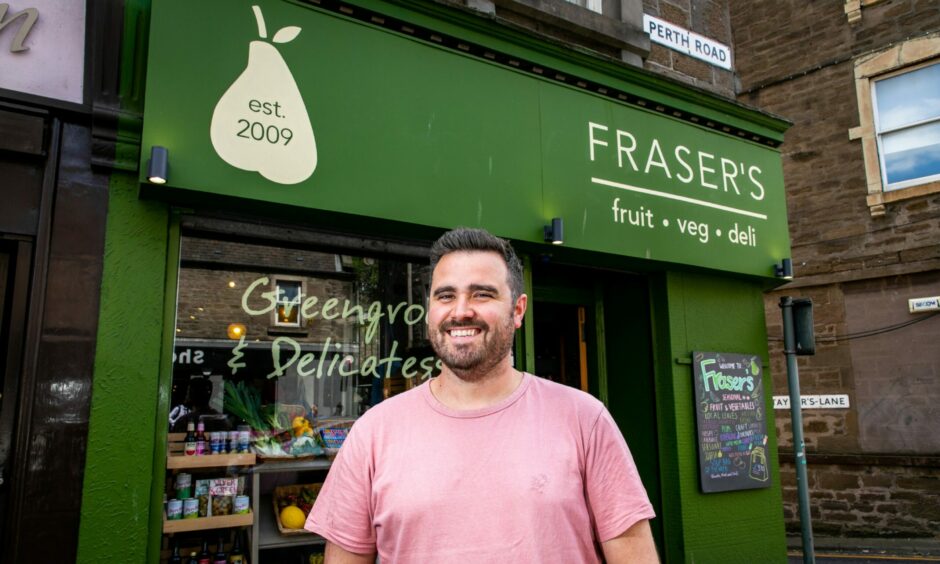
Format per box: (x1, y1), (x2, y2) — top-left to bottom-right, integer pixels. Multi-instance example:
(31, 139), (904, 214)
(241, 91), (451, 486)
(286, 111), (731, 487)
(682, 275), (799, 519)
(241, 275), (426, 345)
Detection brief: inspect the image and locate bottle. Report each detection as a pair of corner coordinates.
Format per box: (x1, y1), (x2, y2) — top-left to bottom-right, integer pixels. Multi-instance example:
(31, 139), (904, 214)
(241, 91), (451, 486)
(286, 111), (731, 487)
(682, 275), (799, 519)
(212, 532), (227, 564)
(169, 541), (183, 564)
(228, 530), (246, 564)
(195, 421), (207, 456)
(197, 537), (212, 564)
(188, 552), (199, 564)
(184, 421), (197, 456)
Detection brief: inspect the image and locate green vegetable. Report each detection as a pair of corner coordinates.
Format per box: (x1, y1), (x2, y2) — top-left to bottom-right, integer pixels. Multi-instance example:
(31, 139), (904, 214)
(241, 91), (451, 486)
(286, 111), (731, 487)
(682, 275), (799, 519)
(223, 381), (269, 431)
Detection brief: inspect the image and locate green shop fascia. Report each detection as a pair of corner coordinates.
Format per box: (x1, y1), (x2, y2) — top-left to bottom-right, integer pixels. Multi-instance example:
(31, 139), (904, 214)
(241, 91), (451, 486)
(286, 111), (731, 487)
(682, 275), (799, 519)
(77, 0), (792, 562)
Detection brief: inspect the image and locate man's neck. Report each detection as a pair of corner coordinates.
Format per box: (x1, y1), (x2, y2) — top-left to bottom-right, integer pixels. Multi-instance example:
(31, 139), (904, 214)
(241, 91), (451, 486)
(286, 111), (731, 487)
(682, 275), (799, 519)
(431, 361), (523, 411)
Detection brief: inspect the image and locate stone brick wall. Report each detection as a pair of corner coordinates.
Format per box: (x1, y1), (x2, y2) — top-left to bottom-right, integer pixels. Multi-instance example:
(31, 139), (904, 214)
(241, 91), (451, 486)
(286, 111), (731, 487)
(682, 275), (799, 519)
(764, 286), (859, 454)
(778, 462), (940, 538)
(642, 0), (735, 96)
(732, 0), (940, 539)
(178, 237), (358, 343)
(176, 267), (357, 344)
(731, 0), (940, 285)
(764, 275), (940, 539)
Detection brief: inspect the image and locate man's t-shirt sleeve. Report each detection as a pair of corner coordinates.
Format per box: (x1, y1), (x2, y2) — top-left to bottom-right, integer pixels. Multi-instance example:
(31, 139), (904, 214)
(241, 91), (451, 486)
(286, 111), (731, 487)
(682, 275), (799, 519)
(584, 407), (656, 542)
(304, 421), (376, 554)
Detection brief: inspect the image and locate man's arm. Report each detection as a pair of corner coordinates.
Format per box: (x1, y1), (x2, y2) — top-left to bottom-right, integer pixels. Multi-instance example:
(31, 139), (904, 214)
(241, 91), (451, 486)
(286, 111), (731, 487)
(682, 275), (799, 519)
(600, 519), (659, 564)
(324, 540), (376, 564)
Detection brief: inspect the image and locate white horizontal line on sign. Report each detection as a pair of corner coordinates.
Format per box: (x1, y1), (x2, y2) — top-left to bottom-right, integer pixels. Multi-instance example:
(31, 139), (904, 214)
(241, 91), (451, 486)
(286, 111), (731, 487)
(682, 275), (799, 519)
(773, 395), (851, 410)
(591, 177), (768, 220)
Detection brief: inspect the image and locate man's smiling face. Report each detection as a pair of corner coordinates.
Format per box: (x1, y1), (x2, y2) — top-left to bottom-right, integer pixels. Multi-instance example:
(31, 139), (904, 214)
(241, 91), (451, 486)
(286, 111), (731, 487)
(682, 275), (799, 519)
(428, 250), (526, 381)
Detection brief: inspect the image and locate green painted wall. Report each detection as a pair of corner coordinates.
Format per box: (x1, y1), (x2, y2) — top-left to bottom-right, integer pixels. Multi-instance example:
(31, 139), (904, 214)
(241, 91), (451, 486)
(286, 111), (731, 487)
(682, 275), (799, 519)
(651, 271), (786, 563)
(76, 174), (171, 563)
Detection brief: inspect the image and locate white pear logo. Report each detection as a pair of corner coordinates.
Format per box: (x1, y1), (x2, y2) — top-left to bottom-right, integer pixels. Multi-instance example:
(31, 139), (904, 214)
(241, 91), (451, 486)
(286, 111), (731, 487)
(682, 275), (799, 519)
(210, 5), (317, 185)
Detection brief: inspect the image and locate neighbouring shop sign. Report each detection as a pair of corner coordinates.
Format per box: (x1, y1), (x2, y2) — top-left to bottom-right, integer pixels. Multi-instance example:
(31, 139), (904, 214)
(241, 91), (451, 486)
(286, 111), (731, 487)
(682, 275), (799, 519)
(141, 0), (789, 278)
(692, 351), (771, 493)
(0, 1), (85, 104)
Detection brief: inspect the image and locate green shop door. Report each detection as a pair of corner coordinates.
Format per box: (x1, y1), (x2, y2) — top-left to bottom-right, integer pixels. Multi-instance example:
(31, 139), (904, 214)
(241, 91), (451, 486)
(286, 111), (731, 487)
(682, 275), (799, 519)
(530, 264), (663, 552)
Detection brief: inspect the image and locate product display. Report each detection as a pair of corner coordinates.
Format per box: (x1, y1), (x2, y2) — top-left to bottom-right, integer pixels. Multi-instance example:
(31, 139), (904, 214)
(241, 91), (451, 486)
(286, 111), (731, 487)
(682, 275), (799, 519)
(234, 495), (250, 514)
(163, 414), (257, 563)
(228, 531), (246, 564)
(197, 538), (211, 564)
(195, 422), (207, 455)
(175, 473), (192, 499)
(223, 382), (327, 458)
(212, 533), (227, 564)
(183, 497), (200, 519)
(273, 483), (321, 535)
(169, 542), (183, 564)
(167, 499), (183, 520)
(184, 422), (197, 456)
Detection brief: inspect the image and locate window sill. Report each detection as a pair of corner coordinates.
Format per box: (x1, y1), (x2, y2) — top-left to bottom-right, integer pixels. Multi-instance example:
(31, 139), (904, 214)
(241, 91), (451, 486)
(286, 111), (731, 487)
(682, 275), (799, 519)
(866, 179), (940, 217)
(267, 326), (309, 337)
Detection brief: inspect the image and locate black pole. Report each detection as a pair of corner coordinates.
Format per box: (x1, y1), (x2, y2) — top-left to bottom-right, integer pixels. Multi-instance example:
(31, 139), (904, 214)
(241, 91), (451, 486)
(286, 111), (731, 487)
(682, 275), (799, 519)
(780, 296), (815, 564)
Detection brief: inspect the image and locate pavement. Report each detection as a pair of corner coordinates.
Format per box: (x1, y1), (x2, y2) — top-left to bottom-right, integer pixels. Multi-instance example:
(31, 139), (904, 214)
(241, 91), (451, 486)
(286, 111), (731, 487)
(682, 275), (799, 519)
(787, 535), (940, 563)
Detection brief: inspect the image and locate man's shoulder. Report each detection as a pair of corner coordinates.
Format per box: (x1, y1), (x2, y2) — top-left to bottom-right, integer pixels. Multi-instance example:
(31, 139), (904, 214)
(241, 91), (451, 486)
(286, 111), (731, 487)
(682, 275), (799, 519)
(526, 374), (606, 417)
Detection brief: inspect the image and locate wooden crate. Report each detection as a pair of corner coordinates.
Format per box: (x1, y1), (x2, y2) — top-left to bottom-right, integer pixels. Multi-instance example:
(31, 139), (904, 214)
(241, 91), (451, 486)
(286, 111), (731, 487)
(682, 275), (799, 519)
(271, 483), (323, 536)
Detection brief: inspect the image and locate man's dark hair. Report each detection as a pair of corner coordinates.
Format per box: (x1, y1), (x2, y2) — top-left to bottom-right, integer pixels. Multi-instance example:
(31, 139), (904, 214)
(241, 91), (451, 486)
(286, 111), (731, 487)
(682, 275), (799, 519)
(429, 228), (524, 301)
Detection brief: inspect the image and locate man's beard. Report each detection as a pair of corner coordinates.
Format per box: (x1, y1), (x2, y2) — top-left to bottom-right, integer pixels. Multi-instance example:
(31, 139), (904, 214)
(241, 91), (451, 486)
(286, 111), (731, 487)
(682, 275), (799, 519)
(430, 313), (516, 382)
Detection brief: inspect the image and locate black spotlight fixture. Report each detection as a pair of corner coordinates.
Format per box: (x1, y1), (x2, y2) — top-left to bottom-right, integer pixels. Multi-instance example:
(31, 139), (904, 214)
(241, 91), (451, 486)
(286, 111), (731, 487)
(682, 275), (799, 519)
(774, 258), (793, 280)
(147, 145), (169, 184)
(543, 217), (564, 245)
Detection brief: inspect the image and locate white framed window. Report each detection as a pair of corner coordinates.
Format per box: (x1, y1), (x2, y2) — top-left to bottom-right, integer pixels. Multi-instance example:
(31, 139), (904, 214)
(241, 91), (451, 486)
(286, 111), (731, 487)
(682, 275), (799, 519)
(871, 61), (940, 192)
(563, 0), (602, 14)
(273, 278), (303, 327)
(850, 34), (940, 216)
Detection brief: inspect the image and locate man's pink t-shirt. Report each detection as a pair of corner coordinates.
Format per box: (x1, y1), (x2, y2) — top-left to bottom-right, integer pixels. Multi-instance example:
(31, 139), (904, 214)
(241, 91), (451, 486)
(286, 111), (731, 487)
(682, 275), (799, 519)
(305, 373), (655, 563)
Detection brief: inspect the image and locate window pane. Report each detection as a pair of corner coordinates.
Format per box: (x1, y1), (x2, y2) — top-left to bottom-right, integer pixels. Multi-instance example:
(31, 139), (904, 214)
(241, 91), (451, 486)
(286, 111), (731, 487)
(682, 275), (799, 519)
(881, 121), (940, 188)
(277, 281), (300, 303)
(564, 0), (602, 14)
(875, 62), (940, 131)
(275, 280), (301, 325)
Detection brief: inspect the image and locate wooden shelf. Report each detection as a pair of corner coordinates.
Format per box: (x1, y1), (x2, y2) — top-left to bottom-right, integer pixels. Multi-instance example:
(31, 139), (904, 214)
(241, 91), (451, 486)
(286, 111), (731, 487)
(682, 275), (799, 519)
(167, 453), (256, 470)
(163, 511), (253, 533)
(251, 457), (331, 474)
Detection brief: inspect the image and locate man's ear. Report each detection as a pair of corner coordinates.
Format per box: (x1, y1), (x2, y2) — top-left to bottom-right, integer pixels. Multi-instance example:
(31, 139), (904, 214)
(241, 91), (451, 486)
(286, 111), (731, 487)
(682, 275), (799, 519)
(513, 294), (528, 329)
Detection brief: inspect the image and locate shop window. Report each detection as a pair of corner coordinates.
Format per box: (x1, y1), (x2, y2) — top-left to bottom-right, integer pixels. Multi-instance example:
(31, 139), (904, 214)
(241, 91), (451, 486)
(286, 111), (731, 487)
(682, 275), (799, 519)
(850, 34), (940, 216)
(170, 230), (437, 450)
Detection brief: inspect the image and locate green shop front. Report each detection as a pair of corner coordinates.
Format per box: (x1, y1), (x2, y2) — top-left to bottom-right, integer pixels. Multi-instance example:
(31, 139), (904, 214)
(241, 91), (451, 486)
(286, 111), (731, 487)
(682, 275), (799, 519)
(77, 0), (792, 562)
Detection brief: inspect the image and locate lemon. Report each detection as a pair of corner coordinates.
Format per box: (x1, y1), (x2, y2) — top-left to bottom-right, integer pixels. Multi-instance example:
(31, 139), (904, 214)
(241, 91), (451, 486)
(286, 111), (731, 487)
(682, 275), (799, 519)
(280, 505), (306, 529)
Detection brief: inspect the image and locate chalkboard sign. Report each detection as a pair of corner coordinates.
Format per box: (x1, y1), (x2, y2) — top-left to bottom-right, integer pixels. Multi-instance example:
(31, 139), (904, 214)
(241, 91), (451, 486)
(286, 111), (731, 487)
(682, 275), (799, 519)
(692, 351), (771, 493)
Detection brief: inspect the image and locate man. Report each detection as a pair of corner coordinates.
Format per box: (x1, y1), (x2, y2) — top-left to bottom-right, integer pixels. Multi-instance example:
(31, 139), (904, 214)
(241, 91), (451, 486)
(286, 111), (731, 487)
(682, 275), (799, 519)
(306, 228), (658, 563)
